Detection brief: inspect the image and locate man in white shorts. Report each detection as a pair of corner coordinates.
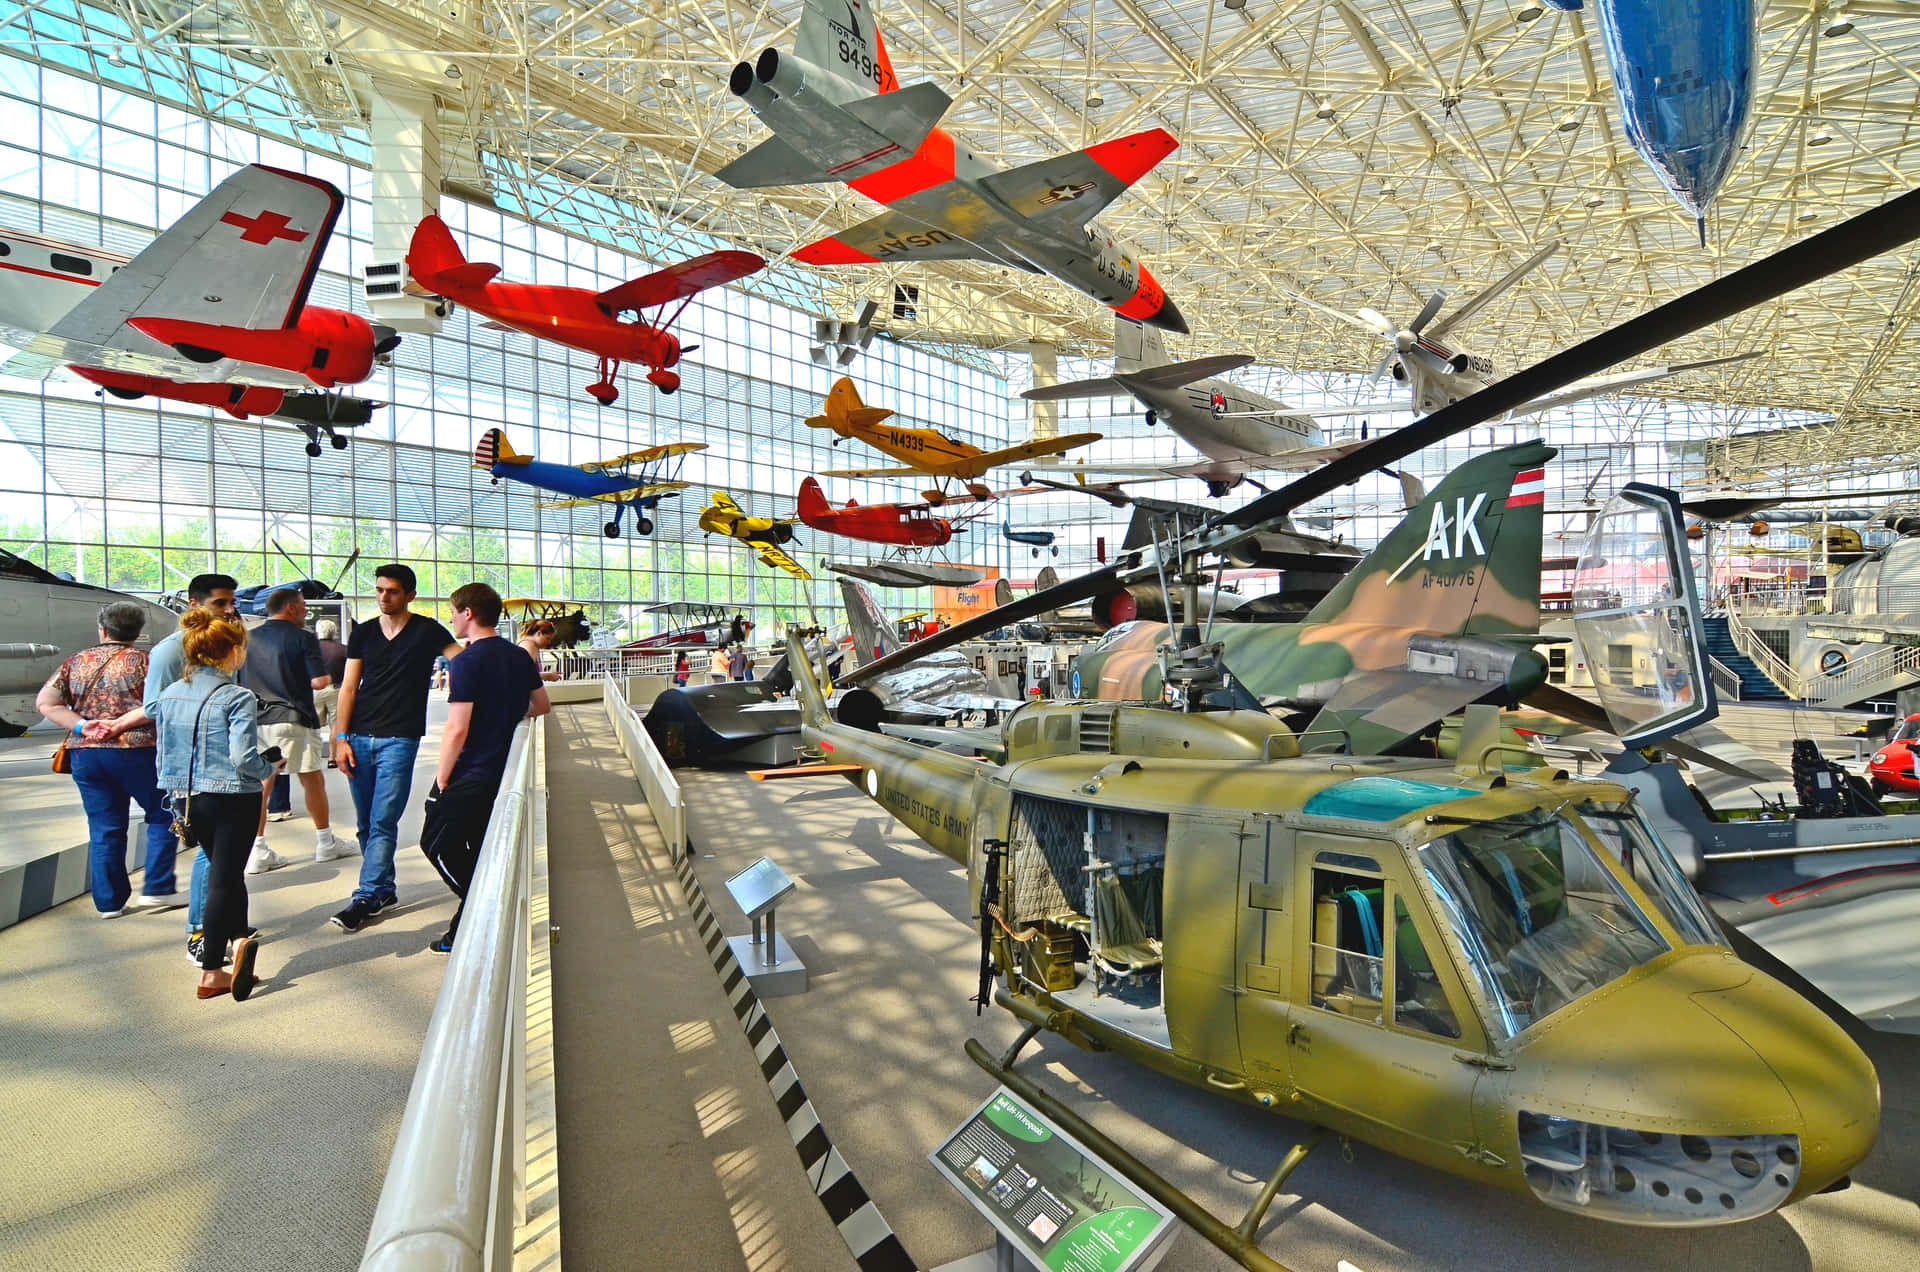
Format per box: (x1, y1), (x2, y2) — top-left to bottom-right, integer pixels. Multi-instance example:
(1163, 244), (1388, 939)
(240, 589), (347, 869)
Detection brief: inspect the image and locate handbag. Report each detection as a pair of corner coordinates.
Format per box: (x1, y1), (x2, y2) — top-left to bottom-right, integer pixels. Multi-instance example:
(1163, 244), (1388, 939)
(51, 645), (132, 773)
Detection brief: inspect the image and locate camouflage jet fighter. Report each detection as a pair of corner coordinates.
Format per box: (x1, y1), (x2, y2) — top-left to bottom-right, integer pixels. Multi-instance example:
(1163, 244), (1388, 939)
(718, 0), (1186, 333)
(779, 449), (1881, 1248)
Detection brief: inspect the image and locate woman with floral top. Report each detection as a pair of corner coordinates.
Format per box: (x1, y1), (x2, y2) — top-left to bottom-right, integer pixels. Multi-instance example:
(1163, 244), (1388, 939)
(36, 601), (179, 918)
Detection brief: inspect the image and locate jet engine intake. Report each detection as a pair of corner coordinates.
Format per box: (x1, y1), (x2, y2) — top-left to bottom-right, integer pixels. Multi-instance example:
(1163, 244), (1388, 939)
(1449, 351), (1474, 374)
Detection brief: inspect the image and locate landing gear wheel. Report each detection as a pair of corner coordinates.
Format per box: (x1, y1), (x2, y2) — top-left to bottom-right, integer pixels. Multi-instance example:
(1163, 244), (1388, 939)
(635, 516), (654, 536)
(305, 440), (322, 457)
(603, 521), (621, 538)
(1144, 409), (1157, 427)
(330, 433), (349, 450)
(586, 382), (619, 406)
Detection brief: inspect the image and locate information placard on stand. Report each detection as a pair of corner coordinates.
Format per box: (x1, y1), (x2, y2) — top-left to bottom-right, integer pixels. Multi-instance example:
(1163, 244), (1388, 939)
(930, 1086), (1178, 1272)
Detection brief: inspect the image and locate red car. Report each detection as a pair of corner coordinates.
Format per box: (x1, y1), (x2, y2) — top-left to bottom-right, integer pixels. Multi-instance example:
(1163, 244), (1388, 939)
(1868, 713), (1920, 794)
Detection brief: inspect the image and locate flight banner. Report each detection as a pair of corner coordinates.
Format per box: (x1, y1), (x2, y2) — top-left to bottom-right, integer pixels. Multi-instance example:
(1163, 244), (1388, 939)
(933, 567), (1004, 627)
(930, 1088), (1176, 1272)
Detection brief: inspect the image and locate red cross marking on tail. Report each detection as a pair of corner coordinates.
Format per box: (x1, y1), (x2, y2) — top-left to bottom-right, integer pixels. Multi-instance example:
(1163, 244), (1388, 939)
(219, 209), (308, 245)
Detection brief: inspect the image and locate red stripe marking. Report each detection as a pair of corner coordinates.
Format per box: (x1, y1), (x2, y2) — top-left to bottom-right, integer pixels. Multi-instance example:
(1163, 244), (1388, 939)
(1083, 129), (1178, 186)
(827, 141), (902, 176)
(792, 238), (883, 266)
(1516, 468), (1545, 482)
(847, 127), (956, 205)
(0, 259), (103, 287)
(1506, 490), (1545, 507)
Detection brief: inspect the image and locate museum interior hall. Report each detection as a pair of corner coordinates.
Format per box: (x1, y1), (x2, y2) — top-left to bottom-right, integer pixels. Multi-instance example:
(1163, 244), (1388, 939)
(0, 2), (1915, 1271)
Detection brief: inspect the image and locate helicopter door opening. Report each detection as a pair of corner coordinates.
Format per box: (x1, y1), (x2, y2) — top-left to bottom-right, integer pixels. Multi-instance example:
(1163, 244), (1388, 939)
(1003, 794), (1171, 1049)
(1286, 838), (1480, 1165)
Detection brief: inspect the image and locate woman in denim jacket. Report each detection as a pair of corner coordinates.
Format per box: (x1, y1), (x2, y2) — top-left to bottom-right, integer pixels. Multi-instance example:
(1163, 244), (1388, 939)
(149, 610), (279, 1000)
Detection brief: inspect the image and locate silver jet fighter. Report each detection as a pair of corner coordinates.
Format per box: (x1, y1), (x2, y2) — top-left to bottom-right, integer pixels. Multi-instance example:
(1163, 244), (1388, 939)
(1023, 317), (1383, 496)
(718, 0), (1186, 333)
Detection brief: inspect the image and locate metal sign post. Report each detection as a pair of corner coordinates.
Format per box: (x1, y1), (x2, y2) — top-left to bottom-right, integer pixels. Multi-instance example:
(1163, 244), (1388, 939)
(722, 856), (807, 996)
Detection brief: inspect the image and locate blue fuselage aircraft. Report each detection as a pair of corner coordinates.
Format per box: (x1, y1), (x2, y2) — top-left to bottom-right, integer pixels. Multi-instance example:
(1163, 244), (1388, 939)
(1003, 520), (1057, 558)
(472, 427), (706, 538)
(1550, 0), (1756, 240)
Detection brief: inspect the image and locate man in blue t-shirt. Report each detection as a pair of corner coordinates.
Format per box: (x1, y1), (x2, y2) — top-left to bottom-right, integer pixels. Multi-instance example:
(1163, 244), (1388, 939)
(419, 581), (550, 952)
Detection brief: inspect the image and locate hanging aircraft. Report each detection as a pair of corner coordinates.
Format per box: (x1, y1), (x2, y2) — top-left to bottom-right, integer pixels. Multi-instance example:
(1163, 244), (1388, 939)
(698, 491), (811, 579)
(1023, 317), (1385, 496)
(1003, 521), (1057, 558)
(827, 560), (987, 590)
(795, 475), (954, 548)
(1284, 242), (1760, 417)
(622, 602), (750, 653)
(780, 449), (1880, 1247)
(717, 0), (1187, 333)
(472, 427), (702, 538)
(0, 549), (180, 736)
(0, 164), (395, 455)
(809, 377), (1100, 501)
(1543, 0), (1756, 241)
(407, 214), (763, 405)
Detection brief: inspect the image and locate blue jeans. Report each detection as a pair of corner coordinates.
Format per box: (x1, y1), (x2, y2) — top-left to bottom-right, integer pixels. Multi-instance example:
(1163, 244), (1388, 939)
(346, 734), (420, 904)
(70, 746), (177, 912)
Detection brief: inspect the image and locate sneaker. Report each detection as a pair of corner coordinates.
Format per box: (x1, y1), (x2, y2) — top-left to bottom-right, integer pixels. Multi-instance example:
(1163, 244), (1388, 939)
(313, 832), (354, 863)
(267, 809), (295, 822)
(126, 892), (184, 913)
(428, 930), (454, 954)
(368, 892), (399, 915)
(244, 840), (289, 875)
(98, 906), (129, 919)
(330, 898), (375, 932)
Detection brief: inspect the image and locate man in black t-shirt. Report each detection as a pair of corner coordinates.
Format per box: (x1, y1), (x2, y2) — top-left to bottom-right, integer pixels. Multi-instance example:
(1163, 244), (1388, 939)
(330, 564), (461, 932)
(420, 582), (549, 951)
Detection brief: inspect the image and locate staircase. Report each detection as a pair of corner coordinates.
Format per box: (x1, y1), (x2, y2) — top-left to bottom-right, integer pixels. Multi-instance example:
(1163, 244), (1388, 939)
(1704, 616), (1790, 701)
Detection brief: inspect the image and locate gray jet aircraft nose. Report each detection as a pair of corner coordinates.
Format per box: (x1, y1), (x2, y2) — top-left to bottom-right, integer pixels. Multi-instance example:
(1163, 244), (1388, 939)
(1145, 294), (1189, 335)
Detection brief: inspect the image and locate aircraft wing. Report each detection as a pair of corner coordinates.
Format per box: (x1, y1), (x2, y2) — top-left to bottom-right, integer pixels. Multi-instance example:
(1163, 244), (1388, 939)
(578, 441), (707, 473)
(1512, 352), (1763, 419)
(1050, 438), (1373, 482)
(979, 129), (1178, 232)
(534, 482), (688, 508)
(792, 207), (999, 267)
(878, 721), (1006, 760)
(969, 432), (1104, 472)
(597, 251), (764, 314)
(820, 464), (927, 478)
(2, 164), (340, 384)
(752, 541), (812, 580)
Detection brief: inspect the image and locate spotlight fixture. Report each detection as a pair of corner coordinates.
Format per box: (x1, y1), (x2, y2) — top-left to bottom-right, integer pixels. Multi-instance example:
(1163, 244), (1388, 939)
(1315, 101), (1336, 120)
(1516, 3), (1544, 21)
(1557, 110), (1580, 133)
(1379, 183), (1396, 196)
(443, 63), (462, 79)
(1824, 10), (1854, 37)
(106, 45), (126, 67)
(1583, 193), (1605, 208)
(1809, 124), (1834, 146)
(1224, 0), (1247, 10)
(658, 74), (675, 89)
(1182, 174), (1199, 185)
(1798, 208), (1821, 222)
(1085, 91), (1104, 108)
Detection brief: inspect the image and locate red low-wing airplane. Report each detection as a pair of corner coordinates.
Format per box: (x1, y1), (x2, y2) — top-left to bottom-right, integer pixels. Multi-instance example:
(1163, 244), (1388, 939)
(796, 475), (955, 548)
(407, 215), (764, 405)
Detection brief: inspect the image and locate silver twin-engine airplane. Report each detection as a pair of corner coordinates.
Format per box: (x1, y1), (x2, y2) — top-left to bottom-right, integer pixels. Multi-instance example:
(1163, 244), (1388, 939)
(718, 0), (1187, 333)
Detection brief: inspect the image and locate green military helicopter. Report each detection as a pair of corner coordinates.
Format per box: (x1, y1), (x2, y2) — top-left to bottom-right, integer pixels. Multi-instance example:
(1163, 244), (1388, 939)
(781, 445), (1880, 1261)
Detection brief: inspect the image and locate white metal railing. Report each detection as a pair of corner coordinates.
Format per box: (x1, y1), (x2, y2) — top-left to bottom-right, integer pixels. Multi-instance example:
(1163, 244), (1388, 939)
(360, 720), (540, 1272)
(1707, 655), (1743, 702)
(1725, 607), (1803, 699)
(1729, 582), (1920, 619)
(605, 677), (686, 860)
(547, 647), (679, 682)
(1802, 640), (1920, 706)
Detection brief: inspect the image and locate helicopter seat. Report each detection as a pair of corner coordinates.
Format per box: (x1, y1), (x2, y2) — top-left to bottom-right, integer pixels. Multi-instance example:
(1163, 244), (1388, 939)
(1088, 870), (1163, 992)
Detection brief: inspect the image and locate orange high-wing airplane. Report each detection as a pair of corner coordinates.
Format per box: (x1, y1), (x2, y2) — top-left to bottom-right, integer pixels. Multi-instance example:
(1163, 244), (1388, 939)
(806, 377), (1100, 501)
(407, 214), (763, 405)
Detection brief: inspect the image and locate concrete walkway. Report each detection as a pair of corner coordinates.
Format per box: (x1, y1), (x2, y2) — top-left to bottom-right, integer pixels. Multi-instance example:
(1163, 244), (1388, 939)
(0, 702), (460, 1272)
(542, 704), (857, 1272)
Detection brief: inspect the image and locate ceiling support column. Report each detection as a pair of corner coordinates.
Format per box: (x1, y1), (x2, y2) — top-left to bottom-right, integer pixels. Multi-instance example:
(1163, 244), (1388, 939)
(362, 78), (446, 334)
(1025, 340), (1058, 442)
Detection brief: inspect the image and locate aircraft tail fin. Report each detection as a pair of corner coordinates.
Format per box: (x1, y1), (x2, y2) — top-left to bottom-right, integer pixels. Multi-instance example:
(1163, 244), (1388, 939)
(1301, 441), (1554, 637)
(839, 577), (903, 666)
(796, 0), (901, 94)
(807, 376), (893, 432)
(473, 427), (527, 469)
(408, 214), (499, 292)
(1113, 316), (1168, 372)
(796, 475), (832, 524)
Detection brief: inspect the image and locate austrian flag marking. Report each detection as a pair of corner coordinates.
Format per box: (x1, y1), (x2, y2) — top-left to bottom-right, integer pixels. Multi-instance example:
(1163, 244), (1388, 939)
(1507, 468), (1546, 507)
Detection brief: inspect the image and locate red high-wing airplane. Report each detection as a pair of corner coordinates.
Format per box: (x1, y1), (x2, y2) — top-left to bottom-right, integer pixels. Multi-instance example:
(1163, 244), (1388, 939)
(796, 475), (955, 547)
(407, 215), (764, 405)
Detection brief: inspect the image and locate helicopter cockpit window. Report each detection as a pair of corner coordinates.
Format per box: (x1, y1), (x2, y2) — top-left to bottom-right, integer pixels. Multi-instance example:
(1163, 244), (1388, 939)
(1392, 897), (1461, 1038)
(1310, 867), (1386, 1018)
(1576, 803), (1720, 947)
(1418, 811), (1668, 1041)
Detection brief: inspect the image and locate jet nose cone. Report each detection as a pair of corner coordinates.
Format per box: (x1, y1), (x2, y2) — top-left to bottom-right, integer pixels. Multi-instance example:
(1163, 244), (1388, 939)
(1144, 294), (1188, 335)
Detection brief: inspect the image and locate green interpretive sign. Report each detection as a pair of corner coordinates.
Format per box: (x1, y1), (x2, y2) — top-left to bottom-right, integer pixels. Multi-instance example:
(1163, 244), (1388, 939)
(930, 1088), (1178, 1272)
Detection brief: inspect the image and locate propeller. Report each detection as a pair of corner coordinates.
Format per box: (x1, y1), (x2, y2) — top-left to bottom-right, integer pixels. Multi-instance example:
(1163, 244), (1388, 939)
(840, 181), (1920, 689)
(372, 325), (403, 356)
